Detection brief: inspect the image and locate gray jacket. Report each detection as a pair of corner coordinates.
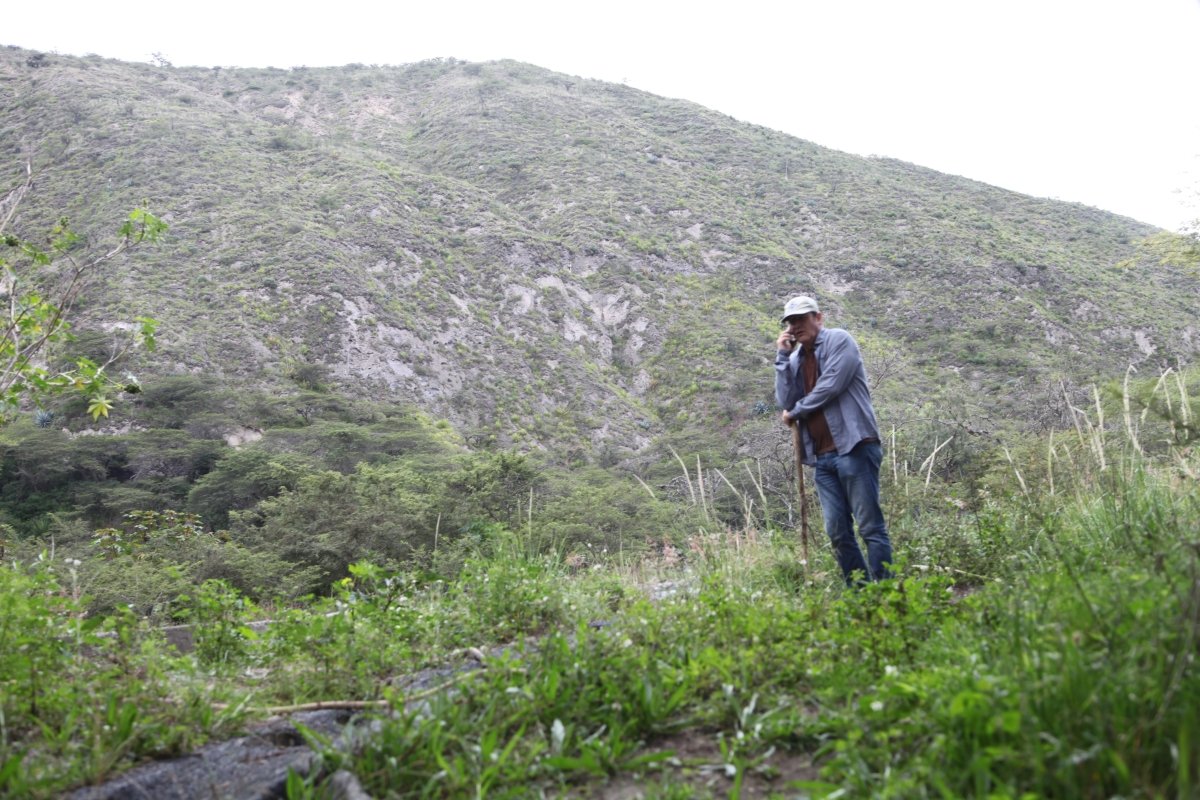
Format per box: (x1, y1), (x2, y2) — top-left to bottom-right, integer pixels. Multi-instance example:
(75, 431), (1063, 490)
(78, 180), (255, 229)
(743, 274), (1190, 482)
(775, 327), (880, 465)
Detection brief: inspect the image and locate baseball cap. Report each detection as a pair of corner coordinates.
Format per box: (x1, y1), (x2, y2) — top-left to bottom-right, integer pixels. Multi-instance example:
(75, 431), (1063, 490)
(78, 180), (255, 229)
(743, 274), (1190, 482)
(780, 295), (820, 323)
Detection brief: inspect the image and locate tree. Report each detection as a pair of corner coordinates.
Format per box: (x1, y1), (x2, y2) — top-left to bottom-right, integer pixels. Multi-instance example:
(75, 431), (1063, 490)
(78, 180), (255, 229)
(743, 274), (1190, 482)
(233, 462), (443, 593)
(186, 447), (309, 529)
(1, 163), (165, 422)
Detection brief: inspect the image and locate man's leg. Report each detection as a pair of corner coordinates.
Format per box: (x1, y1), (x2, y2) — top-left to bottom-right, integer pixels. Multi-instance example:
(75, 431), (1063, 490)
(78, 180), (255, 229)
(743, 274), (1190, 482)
(838, 441), (892, 580)
(813, 452), (870, 585)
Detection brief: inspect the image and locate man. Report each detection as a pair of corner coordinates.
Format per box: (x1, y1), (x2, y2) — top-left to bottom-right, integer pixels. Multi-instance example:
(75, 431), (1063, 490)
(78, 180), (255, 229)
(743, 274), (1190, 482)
(774, 295), (892, 584)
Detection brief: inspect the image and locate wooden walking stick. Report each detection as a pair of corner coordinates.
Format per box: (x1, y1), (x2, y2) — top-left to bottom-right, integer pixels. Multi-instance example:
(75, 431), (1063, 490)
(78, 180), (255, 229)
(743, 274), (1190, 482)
(791, 421), (810, 568)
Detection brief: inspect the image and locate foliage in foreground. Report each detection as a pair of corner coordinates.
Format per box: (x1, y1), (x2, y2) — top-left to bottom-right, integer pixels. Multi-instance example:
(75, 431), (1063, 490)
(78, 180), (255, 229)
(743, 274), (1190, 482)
(0, 554), (247, 793)
(2, 443), (1198, 797)
(0, 170), (164, 422)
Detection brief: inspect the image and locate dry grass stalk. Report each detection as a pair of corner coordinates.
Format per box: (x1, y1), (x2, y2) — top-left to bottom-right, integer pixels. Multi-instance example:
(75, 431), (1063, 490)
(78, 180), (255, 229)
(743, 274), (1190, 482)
(1145, 369), (1174, 427)
(675, 522), (778, 572)
(1123, 366), (1145, 457)
(1063, 383), (1106, 474)
(1145, 366), (1193, 445)
(632, 473), (657, 501)
(1175, 369), (1192, 428)
(891, 425), (898, 486)
(920, 436), (953, 491)
(1059, 435), (1077, 475)
(1003, 444), (1030, 497)
(1047, 431), (1056, 497)
(668, 446), (696, 505)
(715, 468), (753, 531)
(1063, 380), (1089, 452)
(743, 461), (769, 522)
(1092, 385), (1108, 470)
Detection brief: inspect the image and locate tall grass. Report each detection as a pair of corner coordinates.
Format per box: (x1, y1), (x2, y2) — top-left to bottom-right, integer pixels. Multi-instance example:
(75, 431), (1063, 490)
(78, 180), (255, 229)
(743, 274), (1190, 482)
(817, 459), (1199, 798)
(809, 374), (1200, 798)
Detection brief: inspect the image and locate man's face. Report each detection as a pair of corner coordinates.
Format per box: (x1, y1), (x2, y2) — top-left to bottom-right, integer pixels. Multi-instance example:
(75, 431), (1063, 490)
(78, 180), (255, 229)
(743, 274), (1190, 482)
(784, 312), (823, 349)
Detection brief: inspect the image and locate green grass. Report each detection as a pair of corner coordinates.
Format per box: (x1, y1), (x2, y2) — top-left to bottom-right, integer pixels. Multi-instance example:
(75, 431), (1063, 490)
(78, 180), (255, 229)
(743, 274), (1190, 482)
(3, 442), (1197, 797)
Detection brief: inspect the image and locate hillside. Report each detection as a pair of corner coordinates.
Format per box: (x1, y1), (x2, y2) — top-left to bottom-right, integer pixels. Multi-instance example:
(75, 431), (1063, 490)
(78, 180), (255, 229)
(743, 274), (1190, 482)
(1, 45), (1196, 460)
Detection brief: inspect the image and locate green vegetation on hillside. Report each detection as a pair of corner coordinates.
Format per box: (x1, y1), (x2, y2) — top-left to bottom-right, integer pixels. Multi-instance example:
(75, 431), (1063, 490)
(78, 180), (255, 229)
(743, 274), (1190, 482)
(2, 45), (1196, 461)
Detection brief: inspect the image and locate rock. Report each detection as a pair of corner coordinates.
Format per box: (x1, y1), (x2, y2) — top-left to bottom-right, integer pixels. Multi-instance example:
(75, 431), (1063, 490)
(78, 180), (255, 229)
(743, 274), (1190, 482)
(326, 770), (374, 800)
(67, 710), (355, 800)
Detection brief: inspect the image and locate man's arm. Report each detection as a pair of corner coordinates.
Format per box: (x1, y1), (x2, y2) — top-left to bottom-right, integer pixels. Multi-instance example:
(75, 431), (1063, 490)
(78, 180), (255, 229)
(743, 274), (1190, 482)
(774, 326), (799, 415)
(775, 351), (799, 424)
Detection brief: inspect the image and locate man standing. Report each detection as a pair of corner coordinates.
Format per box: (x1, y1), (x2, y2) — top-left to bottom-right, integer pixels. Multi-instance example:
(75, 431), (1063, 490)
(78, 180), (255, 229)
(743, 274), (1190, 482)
(774, 295), (892, 584)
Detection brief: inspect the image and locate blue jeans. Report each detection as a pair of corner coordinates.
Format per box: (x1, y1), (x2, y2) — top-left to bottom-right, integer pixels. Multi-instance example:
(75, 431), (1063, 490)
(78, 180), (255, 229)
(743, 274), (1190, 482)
(813, 441), (892, 584)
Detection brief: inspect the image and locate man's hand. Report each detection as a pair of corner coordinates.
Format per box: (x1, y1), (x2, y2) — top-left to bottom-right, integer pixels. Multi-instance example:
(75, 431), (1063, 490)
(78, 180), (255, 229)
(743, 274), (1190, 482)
(776, 329), (796, 352)
(780, 410), (793, 426)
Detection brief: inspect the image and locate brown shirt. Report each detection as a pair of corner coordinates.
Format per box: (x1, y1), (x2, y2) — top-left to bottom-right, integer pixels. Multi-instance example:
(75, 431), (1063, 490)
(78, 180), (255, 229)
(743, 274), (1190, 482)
(802, 347), (837, 455)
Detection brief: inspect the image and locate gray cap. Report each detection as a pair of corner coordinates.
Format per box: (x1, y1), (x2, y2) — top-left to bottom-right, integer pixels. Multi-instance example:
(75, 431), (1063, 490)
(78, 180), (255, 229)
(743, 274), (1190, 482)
(780, 295), (820, 323)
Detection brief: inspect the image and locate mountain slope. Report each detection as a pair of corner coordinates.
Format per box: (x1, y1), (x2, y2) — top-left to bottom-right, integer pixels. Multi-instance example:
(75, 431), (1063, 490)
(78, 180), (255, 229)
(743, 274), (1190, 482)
(2, 46), (1195, 457)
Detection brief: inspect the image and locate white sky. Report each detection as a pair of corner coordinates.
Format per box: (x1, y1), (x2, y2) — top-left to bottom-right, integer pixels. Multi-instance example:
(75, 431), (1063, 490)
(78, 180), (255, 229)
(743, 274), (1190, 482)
(5, 0), (1199, 230)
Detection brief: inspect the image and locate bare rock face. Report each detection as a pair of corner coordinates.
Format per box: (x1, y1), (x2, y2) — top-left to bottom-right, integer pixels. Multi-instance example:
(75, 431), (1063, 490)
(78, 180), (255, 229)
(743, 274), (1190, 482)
(224, 427), (265, 448)
(67, 709), (357, 800)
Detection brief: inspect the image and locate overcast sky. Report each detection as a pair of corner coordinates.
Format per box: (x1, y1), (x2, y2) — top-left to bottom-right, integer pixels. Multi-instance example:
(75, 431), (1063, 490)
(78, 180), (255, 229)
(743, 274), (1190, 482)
(5, 0), (1198, 230)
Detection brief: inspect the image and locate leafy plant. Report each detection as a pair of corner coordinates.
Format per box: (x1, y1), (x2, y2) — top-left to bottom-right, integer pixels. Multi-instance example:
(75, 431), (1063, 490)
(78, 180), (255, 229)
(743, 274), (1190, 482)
(180, 579), (259, 668)
(93, 509), (214, 558)
(1, 167), (164, 422)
